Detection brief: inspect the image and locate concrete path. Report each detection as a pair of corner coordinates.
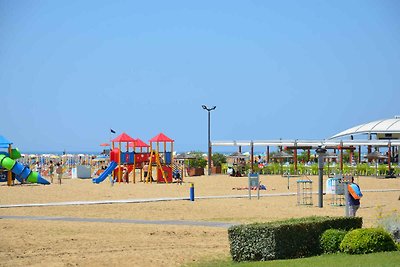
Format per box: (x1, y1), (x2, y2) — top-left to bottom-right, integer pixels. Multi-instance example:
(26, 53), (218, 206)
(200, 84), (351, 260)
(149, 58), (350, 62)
(0, 215), (237, 228)
(0, 192), (298, 208)
(0, 189), (398, 209)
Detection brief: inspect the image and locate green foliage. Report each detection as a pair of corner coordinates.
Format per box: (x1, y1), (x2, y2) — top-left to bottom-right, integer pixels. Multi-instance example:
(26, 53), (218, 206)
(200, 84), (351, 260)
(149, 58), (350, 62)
(378, 164), (389, 176)
(297, 151), (309, 163)
(188, 151), (207, 168)
(212, 153), (227, 167)
(340, 228), (397, 254)
(356, 163), (368, 176)
(320, 229), (347, 254)
(228, 216), (362, 262)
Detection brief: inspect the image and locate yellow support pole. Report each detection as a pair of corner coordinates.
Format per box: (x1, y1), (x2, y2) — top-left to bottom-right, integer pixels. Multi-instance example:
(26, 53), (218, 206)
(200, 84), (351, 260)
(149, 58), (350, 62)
(171, 142), (174, 164)
(147, 142), (153, 183)
(133, 142), (136, 184)
(126, 142), (129, 183)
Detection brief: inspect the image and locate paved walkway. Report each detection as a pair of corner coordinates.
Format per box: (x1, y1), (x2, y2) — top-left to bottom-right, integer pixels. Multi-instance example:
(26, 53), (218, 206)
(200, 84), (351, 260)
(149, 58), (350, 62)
(0, 192), (298, 208)
(1, 189), (398, 228)
(0, 189), (398, 209)
(0, 215), (237, 228)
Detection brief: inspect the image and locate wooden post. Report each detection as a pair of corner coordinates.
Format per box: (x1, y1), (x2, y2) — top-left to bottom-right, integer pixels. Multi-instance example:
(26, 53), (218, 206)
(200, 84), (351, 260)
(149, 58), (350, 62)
(349, 148), (353, 166)
(294, 142), (298, 174)
(118, 142), (122, 183)
(340, 142), (344, 173)
(7, 144), (12, 186)
(388, 142), (391, 172)
(133, 146), (138, 182)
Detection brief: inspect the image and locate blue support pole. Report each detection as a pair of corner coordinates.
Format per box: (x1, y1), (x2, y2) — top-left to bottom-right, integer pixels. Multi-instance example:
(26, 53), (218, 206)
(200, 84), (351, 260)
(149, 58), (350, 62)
(190, 183), (195, 201)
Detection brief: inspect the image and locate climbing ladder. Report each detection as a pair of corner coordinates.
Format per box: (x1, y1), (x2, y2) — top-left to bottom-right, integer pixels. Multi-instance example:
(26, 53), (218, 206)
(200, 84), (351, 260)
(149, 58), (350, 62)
(297, 179), (313, 206)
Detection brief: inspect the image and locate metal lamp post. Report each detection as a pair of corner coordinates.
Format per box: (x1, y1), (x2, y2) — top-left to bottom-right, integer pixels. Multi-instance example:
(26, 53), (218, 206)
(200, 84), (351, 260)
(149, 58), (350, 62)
(316, 146), (327, 208)
(202, 105), (216, 176)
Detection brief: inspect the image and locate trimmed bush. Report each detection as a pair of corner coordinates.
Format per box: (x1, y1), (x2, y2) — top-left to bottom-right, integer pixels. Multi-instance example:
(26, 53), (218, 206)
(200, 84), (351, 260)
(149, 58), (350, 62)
(228, 216), (362, 262)
(320, 229), (347, 254)
(340, 228), (397, 254)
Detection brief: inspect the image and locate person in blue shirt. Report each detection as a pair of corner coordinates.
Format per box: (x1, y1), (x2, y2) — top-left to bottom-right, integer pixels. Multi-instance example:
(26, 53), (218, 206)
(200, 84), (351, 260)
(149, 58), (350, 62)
(348, 176), (363, 217)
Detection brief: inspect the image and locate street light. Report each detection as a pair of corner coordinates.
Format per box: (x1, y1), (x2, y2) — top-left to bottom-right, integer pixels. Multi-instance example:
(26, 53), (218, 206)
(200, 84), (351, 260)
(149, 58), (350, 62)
(202, 105), (216, 175)
(316, 146), (327, 208)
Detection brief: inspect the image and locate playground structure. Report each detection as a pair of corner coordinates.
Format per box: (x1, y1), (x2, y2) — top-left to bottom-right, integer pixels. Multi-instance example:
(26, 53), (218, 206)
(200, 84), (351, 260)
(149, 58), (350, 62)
(326, 175), (346, 206)
(296, 178), (313, 205)
(92, 132), (175, 184)
(0, 135), (50, 185)
(146, 133), (174, 183)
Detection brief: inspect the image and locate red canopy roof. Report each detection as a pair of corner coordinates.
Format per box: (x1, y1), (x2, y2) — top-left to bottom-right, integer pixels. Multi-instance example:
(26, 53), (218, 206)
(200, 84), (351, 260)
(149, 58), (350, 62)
(128, 138), (149, 148)
(112, 132), (135, 142)
(149, 133), (174, 142)
(99, 143), (110, 147)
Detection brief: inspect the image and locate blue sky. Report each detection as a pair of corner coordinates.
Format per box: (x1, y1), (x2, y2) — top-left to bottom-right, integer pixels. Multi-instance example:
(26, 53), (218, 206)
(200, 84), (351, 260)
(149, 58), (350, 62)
(1, 1), (399, 153)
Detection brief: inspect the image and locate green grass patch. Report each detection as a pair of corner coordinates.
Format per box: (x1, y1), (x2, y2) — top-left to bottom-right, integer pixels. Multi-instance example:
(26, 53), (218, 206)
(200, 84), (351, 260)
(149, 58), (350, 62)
(190, 251), (400, 267)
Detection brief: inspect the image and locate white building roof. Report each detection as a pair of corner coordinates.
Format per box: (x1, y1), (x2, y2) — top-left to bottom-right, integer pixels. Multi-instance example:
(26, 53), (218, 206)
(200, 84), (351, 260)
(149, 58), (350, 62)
(329, 116), (400, 140)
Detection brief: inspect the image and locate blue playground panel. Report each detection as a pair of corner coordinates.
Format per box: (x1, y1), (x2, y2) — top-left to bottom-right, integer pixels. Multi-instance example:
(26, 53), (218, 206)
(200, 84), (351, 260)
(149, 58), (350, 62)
(165, 152), (172, 164)
(120, 152), (135, 164)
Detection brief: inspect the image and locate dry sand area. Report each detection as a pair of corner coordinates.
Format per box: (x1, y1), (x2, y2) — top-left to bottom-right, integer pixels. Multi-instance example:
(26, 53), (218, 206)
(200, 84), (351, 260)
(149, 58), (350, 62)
(0, 173), (399, 266)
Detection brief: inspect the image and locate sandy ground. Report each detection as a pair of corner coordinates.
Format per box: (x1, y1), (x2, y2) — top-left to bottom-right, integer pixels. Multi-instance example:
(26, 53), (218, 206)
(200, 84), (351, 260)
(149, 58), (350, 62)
(0, 173), (399, 266)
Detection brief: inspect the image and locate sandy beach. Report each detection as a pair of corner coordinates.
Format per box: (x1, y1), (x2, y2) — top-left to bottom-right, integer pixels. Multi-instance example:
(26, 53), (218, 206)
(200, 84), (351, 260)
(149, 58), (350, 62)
(0, 174), (399, 266)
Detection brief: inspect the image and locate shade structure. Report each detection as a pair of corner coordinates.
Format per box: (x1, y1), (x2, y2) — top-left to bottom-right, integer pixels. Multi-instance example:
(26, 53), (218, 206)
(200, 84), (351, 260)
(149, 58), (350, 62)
(100, 143), (110, 147)
(329, 116), (400, 140)
(149, 133), (174, 142)
(112, 132), (135, 142)
(271, 151), (293, 159)
(0, 135), (12, 148)
(364, 151), (388, 160)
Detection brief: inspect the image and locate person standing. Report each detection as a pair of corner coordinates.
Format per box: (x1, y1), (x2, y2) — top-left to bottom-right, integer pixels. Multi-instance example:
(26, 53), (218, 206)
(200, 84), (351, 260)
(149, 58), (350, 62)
(48, 160), (54, 183)
(35, 162), (42, 175)
(56, 162), (63, 185)
(143, 162), (149, 182)
(347, 176), (363, 216)
(122, 163), (129, 183)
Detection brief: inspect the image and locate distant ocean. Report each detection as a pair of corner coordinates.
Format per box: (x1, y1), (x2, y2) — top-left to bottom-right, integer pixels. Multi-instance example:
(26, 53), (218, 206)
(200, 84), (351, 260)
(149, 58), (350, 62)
(23, 149), (270, 156)
(24, 151), (100, 155)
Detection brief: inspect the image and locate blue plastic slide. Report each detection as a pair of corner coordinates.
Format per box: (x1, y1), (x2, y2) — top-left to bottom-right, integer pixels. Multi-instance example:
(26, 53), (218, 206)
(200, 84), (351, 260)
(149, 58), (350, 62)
(92, 161), (117, 184)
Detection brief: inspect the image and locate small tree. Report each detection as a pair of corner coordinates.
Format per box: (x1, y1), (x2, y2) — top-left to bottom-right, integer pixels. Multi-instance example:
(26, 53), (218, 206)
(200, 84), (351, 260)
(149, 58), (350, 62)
(212, 153), (226, 167)
(188, 151), (207, 169)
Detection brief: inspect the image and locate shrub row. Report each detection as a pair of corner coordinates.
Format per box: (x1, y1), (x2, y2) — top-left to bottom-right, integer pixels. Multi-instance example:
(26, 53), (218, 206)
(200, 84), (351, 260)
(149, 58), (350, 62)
(228, 216), (362, 262)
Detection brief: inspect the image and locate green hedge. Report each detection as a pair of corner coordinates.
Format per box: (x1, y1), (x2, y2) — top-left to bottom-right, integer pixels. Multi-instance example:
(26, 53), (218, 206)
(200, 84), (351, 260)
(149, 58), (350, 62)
(340, 228), (398, 254)
(228, 216), (362, 262)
